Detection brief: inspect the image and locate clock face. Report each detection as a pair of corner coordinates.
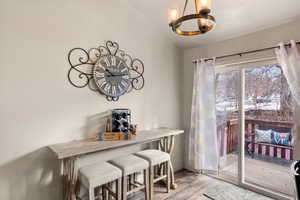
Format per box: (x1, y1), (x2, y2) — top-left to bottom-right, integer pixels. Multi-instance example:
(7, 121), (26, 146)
(93, 55), (130, 98)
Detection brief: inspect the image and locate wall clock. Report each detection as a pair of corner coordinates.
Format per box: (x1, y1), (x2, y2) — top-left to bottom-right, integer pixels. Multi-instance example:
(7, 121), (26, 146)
(67, 41), (144, 101)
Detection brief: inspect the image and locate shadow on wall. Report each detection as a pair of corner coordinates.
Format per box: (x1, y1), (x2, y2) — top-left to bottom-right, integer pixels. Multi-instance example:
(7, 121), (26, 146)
(85, 110), (111, 139)
(0, 147), (62, 200)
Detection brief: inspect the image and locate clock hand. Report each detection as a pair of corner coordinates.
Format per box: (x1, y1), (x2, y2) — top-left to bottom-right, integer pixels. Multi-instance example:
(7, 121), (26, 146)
(107, 73), (129, 77)
(105, 69), (126, 77)
(105, 69), (113, 76)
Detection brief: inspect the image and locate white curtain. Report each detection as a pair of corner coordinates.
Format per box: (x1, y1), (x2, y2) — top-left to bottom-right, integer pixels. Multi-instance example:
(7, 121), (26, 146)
(188, 59), (219, 172)
(275, 40), (300, 160)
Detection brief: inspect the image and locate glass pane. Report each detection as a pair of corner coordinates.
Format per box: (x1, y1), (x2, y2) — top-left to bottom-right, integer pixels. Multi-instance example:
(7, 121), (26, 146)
(244, 64), (294, 196)
(216, 70), (240, 181)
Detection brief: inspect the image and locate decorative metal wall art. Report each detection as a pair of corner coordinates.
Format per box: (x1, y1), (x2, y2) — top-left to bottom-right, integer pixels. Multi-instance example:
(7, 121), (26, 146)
(67, 41), (145, 101)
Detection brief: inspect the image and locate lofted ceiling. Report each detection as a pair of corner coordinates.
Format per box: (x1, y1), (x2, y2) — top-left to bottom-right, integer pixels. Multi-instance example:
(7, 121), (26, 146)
(126, 0), (300, 49)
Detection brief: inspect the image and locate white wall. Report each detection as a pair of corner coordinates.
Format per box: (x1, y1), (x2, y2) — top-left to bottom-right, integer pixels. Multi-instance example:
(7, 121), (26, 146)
(0, 0), (184, 199)
(182, 19), (300, 169)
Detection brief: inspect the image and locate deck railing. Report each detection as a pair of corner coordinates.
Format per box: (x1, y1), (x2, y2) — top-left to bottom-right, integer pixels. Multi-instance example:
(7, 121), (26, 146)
(226, 119), (294, 154)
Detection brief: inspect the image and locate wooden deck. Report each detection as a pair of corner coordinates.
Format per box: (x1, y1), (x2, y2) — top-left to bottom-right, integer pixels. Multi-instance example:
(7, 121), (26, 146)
(219, 154), (294, 196)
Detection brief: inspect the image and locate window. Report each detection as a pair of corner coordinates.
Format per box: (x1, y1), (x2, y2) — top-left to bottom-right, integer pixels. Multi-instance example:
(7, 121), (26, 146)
(215, 62), (294, 198)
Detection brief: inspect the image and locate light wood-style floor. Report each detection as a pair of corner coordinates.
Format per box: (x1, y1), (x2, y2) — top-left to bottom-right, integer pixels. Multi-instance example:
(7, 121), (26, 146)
(128, 170), (217, 200)
(129, 170), (274, 200)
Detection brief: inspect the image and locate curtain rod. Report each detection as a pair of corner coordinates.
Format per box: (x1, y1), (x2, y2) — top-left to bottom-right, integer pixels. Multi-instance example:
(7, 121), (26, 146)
(192, 41), (300, 64)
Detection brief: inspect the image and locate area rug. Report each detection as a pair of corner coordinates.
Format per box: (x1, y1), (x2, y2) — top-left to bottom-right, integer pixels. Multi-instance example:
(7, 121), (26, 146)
(166, 179), (273, 200)
(202, 182), (273, 200)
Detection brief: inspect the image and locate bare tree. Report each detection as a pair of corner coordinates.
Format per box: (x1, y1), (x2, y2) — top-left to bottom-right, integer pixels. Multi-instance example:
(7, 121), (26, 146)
(217, 64), (294, 122)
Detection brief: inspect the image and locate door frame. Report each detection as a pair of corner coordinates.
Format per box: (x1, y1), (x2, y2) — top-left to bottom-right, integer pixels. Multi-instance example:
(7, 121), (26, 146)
(214, 57), (294, 200)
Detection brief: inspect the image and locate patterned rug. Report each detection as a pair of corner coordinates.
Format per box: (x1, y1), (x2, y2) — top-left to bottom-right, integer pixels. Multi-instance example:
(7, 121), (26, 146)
(203, 183), (273, 200)
(166, 179), (274, 200)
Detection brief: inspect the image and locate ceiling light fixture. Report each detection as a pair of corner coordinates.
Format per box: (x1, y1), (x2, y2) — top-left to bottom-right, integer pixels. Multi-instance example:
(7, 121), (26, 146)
(169, 0), (216, 36)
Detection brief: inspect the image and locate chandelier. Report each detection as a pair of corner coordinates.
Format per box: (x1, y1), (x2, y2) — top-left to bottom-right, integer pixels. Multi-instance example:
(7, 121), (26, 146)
(169, 0), (216, 36)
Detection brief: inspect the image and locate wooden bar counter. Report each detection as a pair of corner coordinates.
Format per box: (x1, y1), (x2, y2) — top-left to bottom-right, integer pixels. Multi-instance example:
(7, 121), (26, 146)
(48, 128), (184, 200)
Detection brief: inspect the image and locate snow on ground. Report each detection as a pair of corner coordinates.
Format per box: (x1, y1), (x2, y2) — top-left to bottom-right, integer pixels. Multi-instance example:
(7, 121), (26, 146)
(216, 96), (281, 112)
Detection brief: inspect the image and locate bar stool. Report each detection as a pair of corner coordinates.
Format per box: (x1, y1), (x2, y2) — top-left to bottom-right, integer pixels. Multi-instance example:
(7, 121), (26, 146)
(135, 149), (171, 199)
(78, 161), (122, 200)
(109, 155), (150, 200)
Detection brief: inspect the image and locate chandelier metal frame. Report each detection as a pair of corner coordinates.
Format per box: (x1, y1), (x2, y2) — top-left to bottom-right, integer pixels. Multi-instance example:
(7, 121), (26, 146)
(169, 0), (216, 36)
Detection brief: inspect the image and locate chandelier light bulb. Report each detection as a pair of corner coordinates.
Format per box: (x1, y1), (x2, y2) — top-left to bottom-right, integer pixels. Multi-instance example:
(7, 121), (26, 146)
(169, 8), (179, 22)
(195, 0), (211, 14)
(200, 18), (208, 26)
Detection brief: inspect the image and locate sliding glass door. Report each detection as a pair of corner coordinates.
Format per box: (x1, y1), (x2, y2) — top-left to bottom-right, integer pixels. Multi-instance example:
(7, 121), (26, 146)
(215, 62), (294, 199)
(243, 65), (294, 197)
(216, 69), (240, 182)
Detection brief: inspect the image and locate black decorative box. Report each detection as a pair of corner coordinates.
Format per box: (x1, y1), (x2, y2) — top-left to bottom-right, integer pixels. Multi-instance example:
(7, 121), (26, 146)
(111, 109), (131, 133)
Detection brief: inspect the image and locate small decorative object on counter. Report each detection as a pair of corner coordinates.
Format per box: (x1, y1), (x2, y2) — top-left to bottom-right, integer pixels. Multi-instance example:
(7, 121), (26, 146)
(87, 110), (111, 140)
(130, 124), (137, 135)
(111, 109), (131, 133)
(99, 132), (133, 141)
(105, 118), (112, 132)
(99, 109), (135, 141)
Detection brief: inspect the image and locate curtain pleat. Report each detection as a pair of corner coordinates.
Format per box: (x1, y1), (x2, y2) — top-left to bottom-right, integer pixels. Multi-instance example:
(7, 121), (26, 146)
(275, 40), (300, 160)
(188, 59), (219, 172)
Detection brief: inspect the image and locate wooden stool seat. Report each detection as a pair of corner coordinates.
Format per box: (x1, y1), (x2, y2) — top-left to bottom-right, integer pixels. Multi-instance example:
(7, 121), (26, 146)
(79, 162), (122, 200)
